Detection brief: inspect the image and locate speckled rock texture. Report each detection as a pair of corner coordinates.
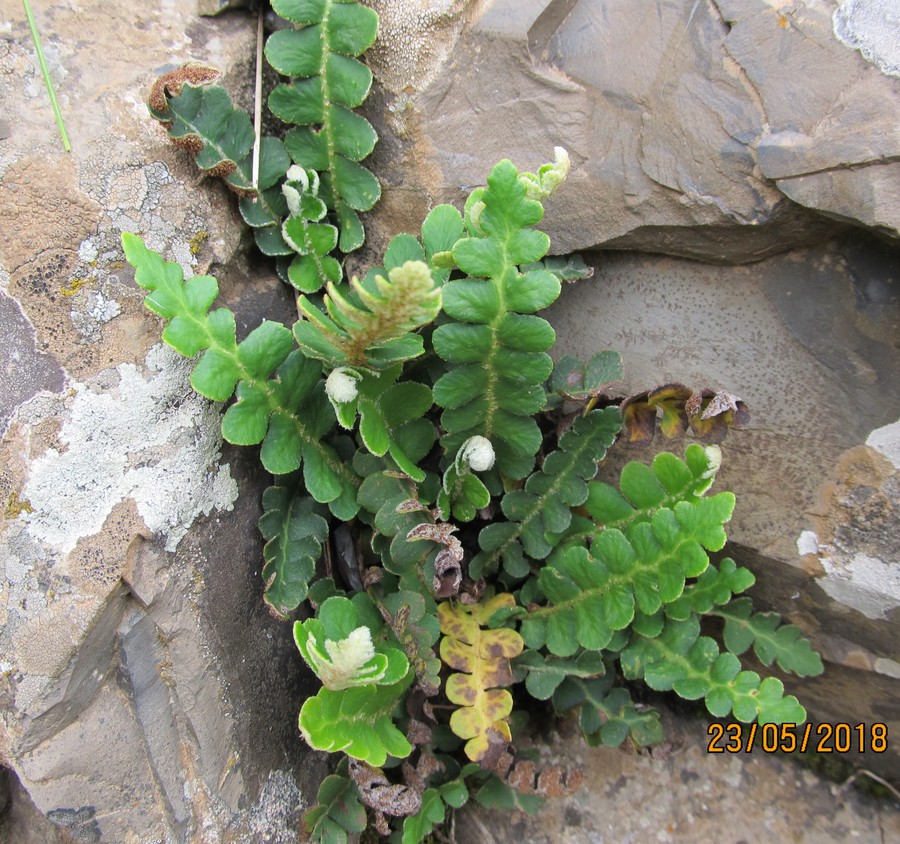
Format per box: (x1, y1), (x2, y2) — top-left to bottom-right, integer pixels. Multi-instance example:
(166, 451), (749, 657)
(0, 1), (323, 841)
(455, 706), (900, 844)
(363, 0), (900, 262)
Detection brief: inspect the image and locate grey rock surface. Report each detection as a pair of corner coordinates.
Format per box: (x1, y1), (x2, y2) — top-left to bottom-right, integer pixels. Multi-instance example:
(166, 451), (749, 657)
(364, 0), (899, 262)
(0, 1), (322, 841)
(719, 0), (900, 238)
(455, 706), (900, 843)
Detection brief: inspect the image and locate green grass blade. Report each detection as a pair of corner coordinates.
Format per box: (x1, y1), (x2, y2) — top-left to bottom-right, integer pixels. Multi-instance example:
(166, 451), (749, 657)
(23, 0), (70, 152)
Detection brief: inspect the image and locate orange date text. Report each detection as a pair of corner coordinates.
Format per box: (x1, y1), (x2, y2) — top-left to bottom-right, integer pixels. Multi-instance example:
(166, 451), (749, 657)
(706, 722), (888, 754)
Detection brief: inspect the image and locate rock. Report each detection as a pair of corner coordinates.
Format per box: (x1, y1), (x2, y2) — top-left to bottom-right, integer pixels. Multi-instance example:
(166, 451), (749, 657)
(363, 0), (899, 262)
(718, 0), (900, 238)
(454, 706), (900, 843)
(0, 2), (322, 841)
(0, 767), (80, 844)
(544, 232), (900, 775)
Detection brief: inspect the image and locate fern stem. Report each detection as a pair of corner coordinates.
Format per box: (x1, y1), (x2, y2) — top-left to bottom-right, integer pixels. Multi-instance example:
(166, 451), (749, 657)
(319, 1), (340, 210)
(23, 0), (71, 152)
(481, 275), (508, 442)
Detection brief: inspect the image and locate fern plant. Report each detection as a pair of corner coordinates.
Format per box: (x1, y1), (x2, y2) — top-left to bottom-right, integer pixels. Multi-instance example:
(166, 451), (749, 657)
(149, 0), (379, 285)
(130, 5), (823, 842)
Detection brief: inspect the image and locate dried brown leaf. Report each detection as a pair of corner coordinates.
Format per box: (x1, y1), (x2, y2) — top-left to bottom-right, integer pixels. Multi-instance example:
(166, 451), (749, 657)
(373, 811), (390, 836)
(479, 730), (514, 774)
(363, 565), (383, 587)
(348, 760), (422, 818)
(701, 390), (740, 420)
(406, 719), (433, 747)
(621, 383), (750, 446)
(395, 498), (430, 514)
(458, 575), (485, 605)
(435, 546), (464, 595)
(402, 750), (444, 793)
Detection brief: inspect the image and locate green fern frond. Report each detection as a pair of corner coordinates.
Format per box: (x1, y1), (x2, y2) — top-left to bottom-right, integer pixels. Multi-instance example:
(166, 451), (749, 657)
(354, 455), (441, 586)
(303, 762), (367, 843)
(560, 444), (723, 547)
(259, 486), (330, 619)
(295, 596), (409, 690)
(122, 233), (360, 516)
(279, 165), (343, 292)
(470, 407), (622, 580)
(432, 157), (564, 479)
(518, 492), (735, 656)
(401, 780), (470, 844)
(620, 616), (808, 724)
(664, 558), (756, 621)
(711, 598), (824, 677)
(327, 365), (434, 481)
(552, 675), (664, 747)
(298, 671), (414, 765)
(269, 0), (380, 252)
(149, 68), (291, 209)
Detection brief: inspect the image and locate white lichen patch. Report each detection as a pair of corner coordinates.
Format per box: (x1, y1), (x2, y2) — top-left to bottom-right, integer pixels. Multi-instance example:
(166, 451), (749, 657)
(796, 530), (819, 557)
(366, 0), (473, 93)
(247, 770), (303, 844)
(866, 418), (900, 469)
(22, 343), (238, 554)
(833, 0), (900, 78)
(70, 290), (123, 341)
(809, 428), (899, 623)
(13, 596), (98, 677)
(818, 552), (900, 621)
(873, 657), (900, 679)
(78, 237), (100, 264)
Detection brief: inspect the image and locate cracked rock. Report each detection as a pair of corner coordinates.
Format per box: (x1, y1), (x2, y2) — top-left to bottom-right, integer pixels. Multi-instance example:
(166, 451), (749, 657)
(718, 0), (900, 239)
(0, 1), (322, 841)
(364, 0), (898, 262)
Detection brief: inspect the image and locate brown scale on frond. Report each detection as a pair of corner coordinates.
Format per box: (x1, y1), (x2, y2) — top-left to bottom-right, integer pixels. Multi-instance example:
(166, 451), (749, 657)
(148, 63), (220, 116)
(205, 160), (238, 180)
(171, 135), (204, 156)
